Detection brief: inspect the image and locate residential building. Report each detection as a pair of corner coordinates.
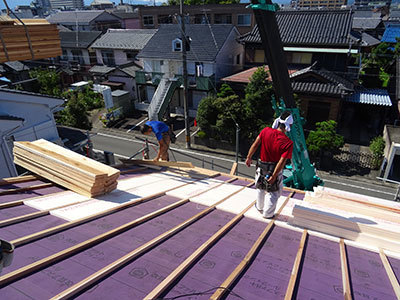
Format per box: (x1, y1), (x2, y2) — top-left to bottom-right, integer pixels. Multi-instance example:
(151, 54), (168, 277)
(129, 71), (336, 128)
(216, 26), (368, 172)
(13, 6), (34, 18)
(47, 10), (122, 32)
(240, 9), (358, 74)
(296, 0), (347, 9)
(354, 0), (391, 9)
(111, 11), (141, 29)
(91, 0), (114, 10)
(136, 24), (243, 119)
(222, 65), (392, 144)
(0, 88), (64, 178)
(59, 31), (102, 84)
(90, 29), (156, 99)
(382, 125), (400, 182)
(49, 0), (84, 10)
(137, 4), (255, 35)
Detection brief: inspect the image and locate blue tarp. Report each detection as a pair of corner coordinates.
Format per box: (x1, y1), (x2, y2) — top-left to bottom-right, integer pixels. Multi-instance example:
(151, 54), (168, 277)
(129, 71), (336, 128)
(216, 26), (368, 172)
(381, 24), (400, 43)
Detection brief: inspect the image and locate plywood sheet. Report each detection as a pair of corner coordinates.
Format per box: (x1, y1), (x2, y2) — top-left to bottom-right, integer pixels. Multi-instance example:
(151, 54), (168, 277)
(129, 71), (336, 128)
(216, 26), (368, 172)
(166, 178), (223, 199)
(23, 191), (88, 211)
(216, 188), (256, 214)
(189, 184), (243, 206)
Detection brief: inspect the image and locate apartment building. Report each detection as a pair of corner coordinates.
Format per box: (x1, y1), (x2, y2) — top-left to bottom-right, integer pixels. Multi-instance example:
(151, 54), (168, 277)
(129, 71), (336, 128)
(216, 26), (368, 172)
(296, 0), (347, 9)
(137, 4), (254, 35)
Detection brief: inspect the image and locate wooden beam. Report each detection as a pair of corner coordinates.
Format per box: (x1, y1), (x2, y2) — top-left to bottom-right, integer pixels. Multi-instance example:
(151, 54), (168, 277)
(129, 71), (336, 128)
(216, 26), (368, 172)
(379, 249), (400, 299)
(0, 175), (38, 186)
(209, 192), (294, 300)
(339, 239), (352, 300)
(119, 167), (147, 174)
(50, 182), (251, 300)
(0, 200), (23, 209)
(284, 229), (308, 300)
(120, 159), (194, 168)
(229, 162), (238, 176)
(0, 198), (189, 287)
(145, 189), (255, 299)
(0, 183), (53, 196)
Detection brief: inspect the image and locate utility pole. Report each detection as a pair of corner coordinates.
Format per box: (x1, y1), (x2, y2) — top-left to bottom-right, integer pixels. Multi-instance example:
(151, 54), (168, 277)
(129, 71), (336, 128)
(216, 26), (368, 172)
(180, 0), (190, 148)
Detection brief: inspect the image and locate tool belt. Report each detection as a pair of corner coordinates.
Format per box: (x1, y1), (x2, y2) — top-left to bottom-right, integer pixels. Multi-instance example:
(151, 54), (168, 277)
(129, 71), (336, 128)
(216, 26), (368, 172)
(255, 161), (280, 192)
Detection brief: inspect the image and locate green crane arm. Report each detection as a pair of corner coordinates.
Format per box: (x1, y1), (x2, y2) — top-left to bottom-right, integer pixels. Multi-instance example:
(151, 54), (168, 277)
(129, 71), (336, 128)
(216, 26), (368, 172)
(249, 0), (322, 190)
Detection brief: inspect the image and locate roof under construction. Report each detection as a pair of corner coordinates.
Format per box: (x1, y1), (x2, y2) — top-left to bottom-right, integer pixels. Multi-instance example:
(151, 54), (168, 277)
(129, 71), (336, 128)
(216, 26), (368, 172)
(0, 161), (399, 299)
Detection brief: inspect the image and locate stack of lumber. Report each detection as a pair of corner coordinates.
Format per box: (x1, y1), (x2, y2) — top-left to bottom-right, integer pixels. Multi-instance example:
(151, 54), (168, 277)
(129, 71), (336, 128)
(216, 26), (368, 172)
(289, 186), (400, 251)
(13, 139), (120, 197)
(0, 17), (61, 62)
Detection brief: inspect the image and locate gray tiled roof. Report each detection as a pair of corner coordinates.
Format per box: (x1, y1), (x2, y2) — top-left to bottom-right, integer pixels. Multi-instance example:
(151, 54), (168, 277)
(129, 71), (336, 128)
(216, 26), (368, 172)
(89, 65), (116, 74)
(111, 11), (138, 20)
(137, 24), (235, 62)
(389, 9), (400, 20)
(47, 10), (105, 25)
(345, 88), (392, 106)
(91, 29), (157, 50)
(290, 66), (354, 96)
(241, 9), (353, 46)
(353, 18), (382, 30)
(0, 112), (24, 121)
(60, 31), (102, 49)
(120, 64), (140, 77)
(3, 61), (29, 72)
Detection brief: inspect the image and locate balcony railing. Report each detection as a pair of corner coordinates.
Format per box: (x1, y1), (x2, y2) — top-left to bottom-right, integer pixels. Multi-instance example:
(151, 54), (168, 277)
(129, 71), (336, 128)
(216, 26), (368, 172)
(136, 71), (215, 91)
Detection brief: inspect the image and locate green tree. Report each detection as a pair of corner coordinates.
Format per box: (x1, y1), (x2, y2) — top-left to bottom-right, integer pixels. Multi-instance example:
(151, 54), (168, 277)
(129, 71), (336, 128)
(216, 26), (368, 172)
(29, 68), (62, 97)
(58, 92), (92, 130)
(306, 120), (344, 156)
(369, 136), (385, 169)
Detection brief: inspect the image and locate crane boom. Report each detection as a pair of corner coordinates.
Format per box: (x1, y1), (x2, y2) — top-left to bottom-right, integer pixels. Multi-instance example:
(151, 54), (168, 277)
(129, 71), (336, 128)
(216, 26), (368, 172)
(249, 0), (322, 190)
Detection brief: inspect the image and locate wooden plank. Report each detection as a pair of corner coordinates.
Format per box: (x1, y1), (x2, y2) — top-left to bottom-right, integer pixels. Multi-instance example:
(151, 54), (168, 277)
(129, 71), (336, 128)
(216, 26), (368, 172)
(0, 200), (23, 209)
(14, 156), (104, 197)
(121, 159), (194, 168)
(119, 167), (147, 174)
(32, 139), (120, 177)
(340, 239), (352, 300)
(0, 183), (53, 196)
(49, 181), (249, 300)
(0, 198), (189, 287)
(11, 175), (222, 247)
(379, 249), (400, 299)
(145, 187), (255, 299)
(229, 162), (238, 175)
(209, 192), (294, 300)
(0, 175), (38, 186)
(284, 229), (308, 300)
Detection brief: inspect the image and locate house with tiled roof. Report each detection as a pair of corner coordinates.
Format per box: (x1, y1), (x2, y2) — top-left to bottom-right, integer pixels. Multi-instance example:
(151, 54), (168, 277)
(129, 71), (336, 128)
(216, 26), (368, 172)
(239, 9), (358, 74)
(47, 10), (122, 33)
(111, 11), (140, 29)
(89, 29), (156, 99)
(135, 24), (243, 120)
(58, 31), (102, 85)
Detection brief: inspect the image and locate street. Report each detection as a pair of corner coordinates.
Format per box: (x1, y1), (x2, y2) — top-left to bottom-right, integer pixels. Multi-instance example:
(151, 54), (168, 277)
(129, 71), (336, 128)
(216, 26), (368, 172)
(89, 130), (399, 202)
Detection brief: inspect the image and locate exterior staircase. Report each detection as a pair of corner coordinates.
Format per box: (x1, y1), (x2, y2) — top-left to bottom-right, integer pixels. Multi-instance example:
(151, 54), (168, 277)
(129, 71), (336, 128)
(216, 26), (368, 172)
(147, 77), (180, 121)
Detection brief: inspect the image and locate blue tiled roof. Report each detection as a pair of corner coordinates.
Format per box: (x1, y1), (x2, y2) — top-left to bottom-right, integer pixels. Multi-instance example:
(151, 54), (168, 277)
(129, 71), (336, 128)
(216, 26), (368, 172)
(345, 89), (392, 106)
(381, 24), (400, 43)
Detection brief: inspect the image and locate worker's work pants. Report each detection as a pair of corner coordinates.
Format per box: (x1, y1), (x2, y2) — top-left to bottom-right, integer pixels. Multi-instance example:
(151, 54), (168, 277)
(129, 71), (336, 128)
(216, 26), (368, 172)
(160, 132), (171, 161)
(256, 172), (283, 218)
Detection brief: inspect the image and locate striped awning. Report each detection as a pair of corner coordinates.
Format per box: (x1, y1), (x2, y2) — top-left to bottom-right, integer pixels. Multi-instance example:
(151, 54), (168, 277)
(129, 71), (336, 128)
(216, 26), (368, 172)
(344, 89), (392, 106)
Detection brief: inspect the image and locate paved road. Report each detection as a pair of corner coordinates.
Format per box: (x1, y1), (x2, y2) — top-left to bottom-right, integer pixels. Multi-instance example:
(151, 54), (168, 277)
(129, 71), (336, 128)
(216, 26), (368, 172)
(89, 130), (399, 202)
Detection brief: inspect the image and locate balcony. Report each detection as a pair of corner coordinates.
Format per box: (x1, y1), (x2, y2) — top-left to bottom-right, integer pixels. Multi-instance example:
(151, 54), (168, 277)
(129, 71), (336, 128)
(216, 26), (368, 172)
(136, 71), (215, 91)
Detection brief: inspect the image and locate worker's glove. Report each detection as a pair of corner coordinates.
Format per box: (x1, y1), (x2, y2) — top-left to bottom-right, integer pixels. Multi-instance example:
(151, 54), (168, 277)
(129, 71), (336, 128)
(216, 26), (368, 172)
(0, 239), (14, 275)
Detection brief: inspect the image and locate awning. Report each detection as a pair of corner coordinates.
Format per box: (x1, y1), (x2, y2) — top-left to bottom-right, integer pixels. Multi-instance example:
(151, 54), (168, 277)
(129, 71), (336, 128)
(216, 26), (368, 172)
(89, 65), (115, 75)
(344, 89), (392, 106)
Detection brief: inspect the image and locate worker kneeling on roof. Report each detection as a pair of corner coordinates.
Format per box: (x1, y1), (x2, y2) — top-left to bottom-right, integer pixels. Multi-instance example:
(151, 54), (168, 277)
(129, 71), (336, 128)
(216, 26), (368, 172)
(245, 111), (294, 219)
(141, 120), (172, 161)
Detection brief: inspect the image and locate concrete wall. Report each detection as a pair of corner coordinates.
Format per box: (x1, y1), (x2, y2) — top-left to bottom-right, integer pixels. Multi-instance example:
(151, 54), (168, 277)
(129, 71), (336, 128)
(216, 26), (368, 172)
(108, 73), (136, 99)
(124, 19), (141, 29)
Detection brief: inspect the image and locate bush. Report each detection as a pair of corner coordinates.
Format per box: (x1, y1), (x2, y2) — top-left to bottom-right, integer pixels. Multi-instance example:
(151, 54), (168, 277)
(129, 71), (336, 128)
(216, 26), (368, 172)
(369, 136), (385, 169)
(197, 130), (207, 139)
(306, 120), (344, 156)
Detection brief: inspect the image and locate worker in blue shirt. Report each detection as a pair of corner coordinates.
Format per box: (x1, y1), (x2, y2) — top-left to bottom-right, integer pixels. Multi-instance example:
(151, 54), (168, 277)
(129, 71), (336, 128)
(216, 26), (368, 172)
(141, 120), (171, 161)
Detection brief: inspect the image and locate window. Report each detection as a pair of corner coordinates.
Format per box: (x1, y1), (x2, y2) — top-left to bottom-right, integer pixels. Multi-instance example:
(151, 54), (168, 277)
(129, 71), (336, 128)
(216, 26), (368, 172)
(236, 54), (241, 65)
(61, 49), (68, 60)
(291, 52), (312, 64)
(214, 14), (232, 24)
(143, 15), (154, 26)
(195, 62), (204, 77)
(158, 15), (173, 24)
(237, 14), (251, 26)
(194, 14), (210, 24)
(172, 38), (182, 52)
(101, 50), (115, 66)
(71, 50), (83, 64)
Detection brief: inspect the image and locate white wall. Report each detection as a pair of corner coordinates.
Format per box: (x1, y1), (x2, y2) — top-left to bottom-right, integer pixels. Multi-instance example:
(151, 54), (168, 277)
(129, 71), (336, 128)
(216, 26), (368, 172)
(215, 28), (243, 80)
(64, 48), (91, 65)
